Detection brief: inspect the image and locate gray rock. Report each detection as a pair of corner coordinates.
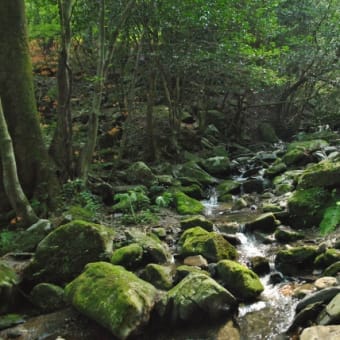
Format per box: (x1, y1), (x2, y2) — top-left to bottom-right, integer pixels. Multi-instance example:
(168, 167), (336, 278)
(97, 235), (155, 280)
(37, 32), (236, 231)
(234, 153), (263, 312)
(244, 213), (278, 233)
(317, 293), (340, 325)
(296, 287), (340, 313)
(300, 325), (340, 340)
(158, 272), (238, 323)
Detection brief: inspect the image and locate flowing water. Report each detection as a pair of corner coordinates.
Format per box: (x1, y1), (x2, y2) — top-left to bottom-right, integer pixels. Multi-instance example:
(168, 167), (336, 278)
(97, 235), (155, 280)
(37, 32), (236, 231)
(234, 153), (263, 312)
(202, 188), (298, 340)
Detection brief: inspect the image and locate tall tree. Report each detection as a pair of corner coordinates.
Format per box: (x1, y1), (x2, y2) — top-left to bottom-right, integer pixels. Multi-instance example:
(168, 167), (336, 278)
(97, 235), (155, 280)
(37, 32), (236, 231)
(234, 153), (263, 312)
(49, 0), (75, 181)
(0, 0), (59, 215)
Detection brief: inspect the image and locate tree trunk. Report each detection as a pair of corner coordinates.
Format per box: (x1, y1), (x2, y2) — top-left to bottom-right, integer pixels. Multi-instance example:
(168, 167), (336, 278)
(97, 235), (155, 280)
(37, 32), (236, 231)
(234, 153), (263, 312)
(49, 0), (75, 181)
(0, 0), (59, 215)
(0, 99), (39, 225)
(77, 0), (105, 182)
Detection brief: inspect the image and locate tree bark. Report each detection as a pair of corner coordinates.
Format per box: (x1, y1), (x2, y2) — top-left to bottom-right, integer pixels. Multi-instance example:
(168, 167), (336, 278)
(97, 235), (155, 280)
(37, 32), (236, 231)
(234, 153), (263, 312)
(0, 99), (39, 225)
(49, 0), (75, 181)
(0, 0), (59, 214)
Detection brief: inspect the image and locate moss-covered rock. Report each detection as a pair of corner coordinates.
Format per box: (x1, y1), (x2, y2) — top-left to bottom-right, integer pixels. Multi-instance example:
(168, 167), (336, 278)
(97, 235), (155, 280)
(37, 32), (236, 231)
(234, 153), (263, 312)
(140, 264), (174, 290)
(64, 205), (94, 221)
(177, 161), (217, 186)
(65, 262), (159, 340)
(157, 272), (237, 323)
(173, 191), (204, 215)
(217, 180), (241, 199)
(262, 203), (283, 213)
(274, 226), (304, 243)
(126, 229), (172, 264)
(282, 139), (329, 166)
(175, 265), (210, 282)
(298, 161), (340, 189)
(265, 162), (287, 178)
(179, 184), (204, 199)
(180, 216), (214, 232)
(126, 161), (156, 186)
(287, 187), (331, 228)
(201, 156), (231, 177)
(0, 262), (19, 314)
(0, 314), (24, 330)
(178, 227), (237, 262)
(24, 220), (114, 284)
(30, 283), (65, 312)
(110, 243), (144, 269)
(314, 249), (340, 269)
(320, 202), (340, 235)
(323, 261), (340, 277)
(244, 213), (278, 233)
(274, 246), (319, 275)
(216, 260), (264, 301)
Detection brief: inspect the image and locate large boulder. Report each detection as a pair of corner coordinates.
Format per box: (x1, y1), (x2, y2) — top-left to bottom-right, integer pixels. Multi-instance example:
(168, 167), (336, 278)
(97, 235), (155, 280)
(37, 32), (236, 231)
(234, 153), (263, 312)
(110, 243), (144, 269)
(244, 213), (278, 233)
(217, 180), (241, 201)
(178, 227), (237, 262)
(298, 160), (340, 189)
(287, 187), (331, 228)
(201, 156), (231, 177)
(125, 229), (172, 264)
(317, 293), (340, 325)
(300, 325), (340, 340)
(274, 245), (319, 275)
(177, 161), (217, 186)
(126, 161), (156, 186)
(314, 249), (340, 269)
(65, 262), (159, 340)
(157, 272), (238, 323)
(216, 260), (264, 301)
(172, 191), (204, 215)
(140, 263), (174, 290)
(24, 220), (114, 284)
(320, 202), (340, 235)
(282, 139), (329, 166)
(180, 215), (214, 232)
(258, 122), (279, 143)
(30, 283), (65, 312)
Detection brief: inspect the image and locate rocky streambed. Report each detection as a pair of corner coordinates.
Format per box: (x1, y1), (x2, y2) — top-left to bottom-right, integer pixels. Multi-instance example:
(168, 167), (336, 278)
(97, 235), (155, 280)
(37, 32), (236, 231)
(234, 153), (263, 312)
(1, 131), (340, 339)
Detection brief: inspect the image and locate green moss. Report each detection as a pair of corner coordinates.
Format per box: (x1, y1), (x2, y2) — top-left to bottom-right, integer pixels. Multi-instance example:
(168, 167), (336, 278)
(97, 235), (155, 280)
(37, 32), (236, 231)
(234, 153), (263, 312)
(282, 148), (306, 166)
(275, 246), (319, 275)
(179, 184), (204, 199)
(0, 262), (19, 287)
(314, 249), (340, 269)
(201, 156), (231, 176)
(178, 161), (217, 186)
(30, 283), (65, 312)
(298, 161), (340, 189)
(323, 261), (340, 276)
(180, 216), (214, 232)
(0, 314), (24, 330)
(65, 205), (94, 221)
(126, 229), (172, 264)
(262, 203), (283, 213)
(217, 180), (240, 197)
(24, 220), (114, 284)
(65, 262), (158, 339)
(274, 227), (304, 243)
(175, 265), (210, 282)
(244, 213), (278, 233)
(173, 191), (204, 215)
(287, 139), (329, 152)
(140, 264), (173, 290)
(110, 243), (143, 269)
(265, 162), (287, 178)
(178, 227), (237, 262)
(287, 187), (331, 228)
(158, 272), (237, 323)
(216, 260), (264, 301)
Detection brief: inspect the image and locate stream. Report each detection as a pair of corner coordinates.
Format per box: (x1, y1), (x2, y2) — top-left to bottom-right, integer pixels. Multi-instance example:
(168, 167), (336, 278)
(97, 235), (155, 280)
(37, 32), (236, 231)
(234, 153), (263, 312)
(202, 183), (298, 339)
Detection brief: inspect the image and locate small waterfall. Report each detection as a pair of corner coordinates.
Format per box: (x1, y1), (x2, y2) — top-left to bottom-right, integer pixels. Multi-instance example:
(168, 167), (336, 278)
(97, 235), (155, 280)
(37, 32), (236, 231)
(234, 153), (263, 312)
(202, 187), (219, 216)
